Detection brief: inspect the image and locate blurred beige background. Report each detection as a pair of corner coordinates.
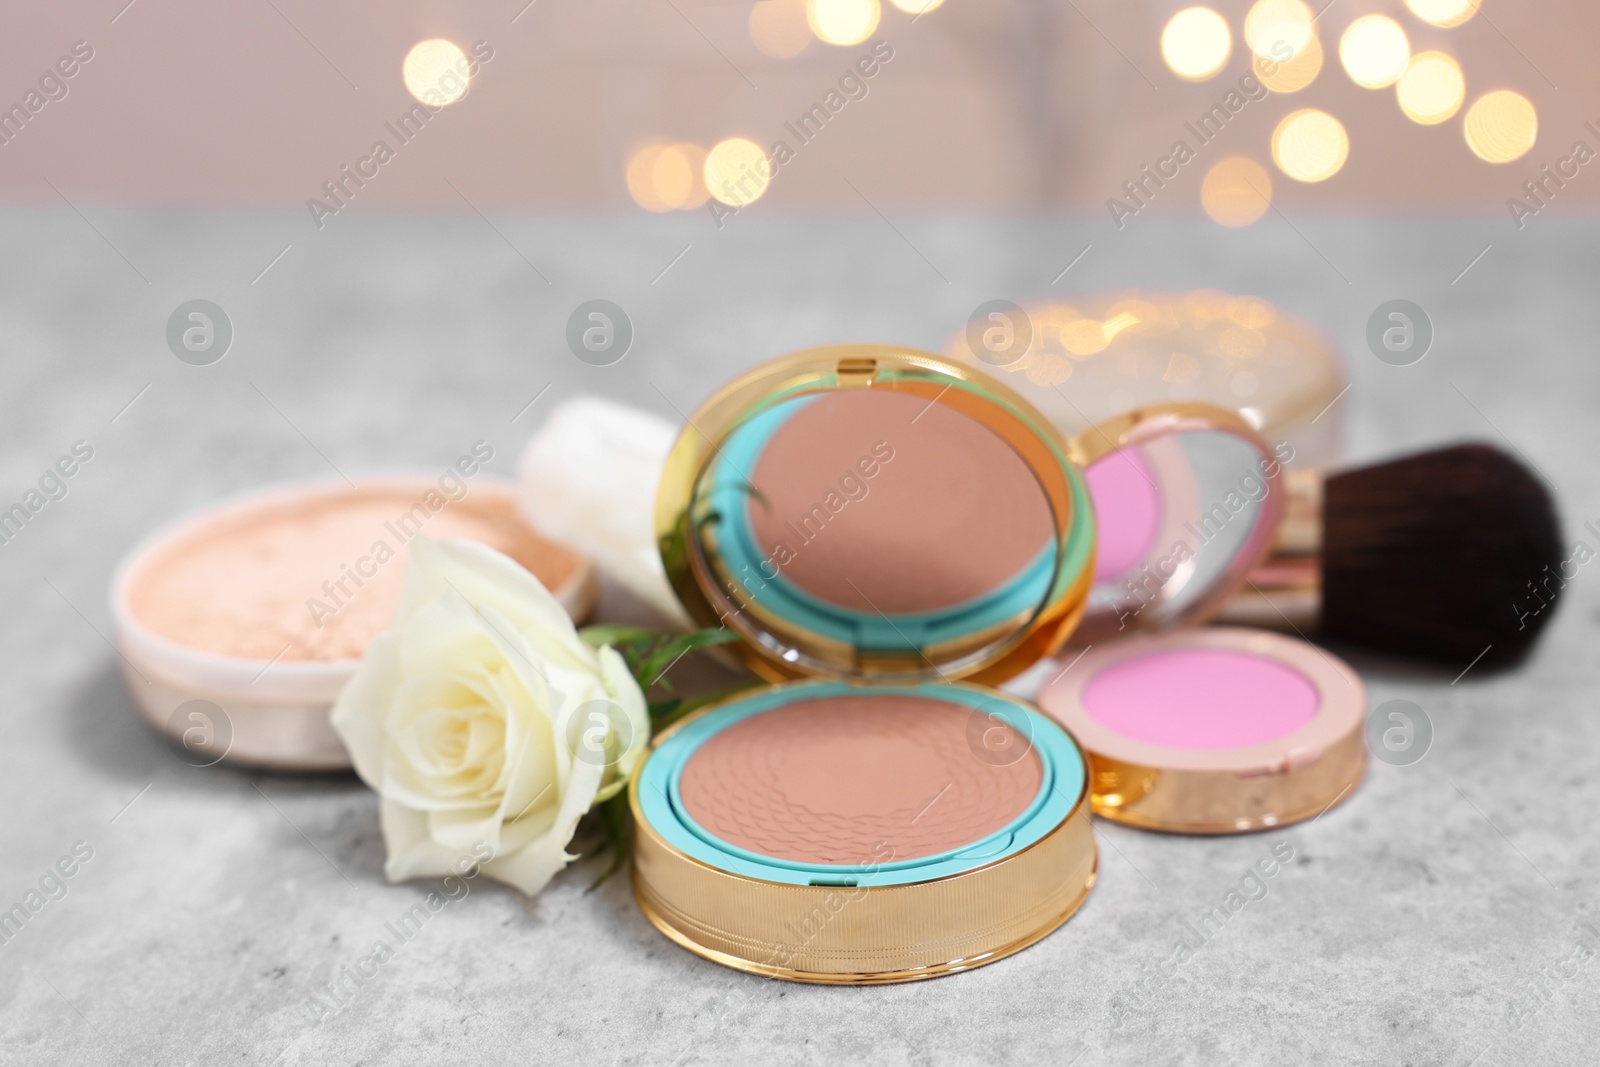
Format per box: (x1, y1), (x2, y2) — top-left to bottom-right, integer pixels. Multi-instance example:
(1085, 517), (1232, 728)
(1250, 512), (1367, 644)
(1, 0), (1593, 218)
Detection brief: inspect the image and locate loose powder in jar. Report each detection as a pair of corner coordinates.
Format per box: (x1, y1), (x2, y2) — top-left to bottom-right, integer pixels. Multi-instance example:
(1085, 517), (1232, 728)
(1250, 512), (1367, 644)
(677, 694), (1043, 865)
(127, 484), (583, 662)
(1081, 647), (1319, 750)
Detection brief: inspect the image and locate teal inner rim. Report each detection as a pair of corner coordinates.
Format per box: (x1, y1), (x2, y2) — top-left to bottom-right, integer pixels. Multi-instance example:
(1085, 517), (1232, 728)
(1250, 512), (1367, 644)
(638, 681), (1085, 887)
(697, 393), (1076, 654)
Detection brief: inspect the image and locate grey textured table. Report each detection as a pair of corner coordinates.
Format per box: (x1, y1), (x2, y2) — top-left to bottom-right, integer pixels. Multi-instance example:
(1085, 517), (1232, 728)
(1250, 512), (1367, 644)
(1, 206), (1596, 1066)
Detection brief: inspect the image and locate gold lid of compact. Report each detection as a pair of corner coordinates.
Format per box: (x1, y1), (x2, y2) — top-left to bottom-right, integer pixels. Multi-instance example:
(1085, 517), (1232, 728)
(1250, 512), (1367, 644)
(654, 344), (1098, 687)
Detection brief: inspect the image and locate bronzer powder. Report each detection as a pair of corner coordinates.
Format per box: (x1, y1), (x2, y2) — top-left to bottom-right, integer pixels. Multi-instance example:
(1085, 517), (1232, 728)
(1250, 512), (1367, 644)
(677, 694), (1043, 865)
(743, 391), (1053, 616)
(128, 485), (583, 661)
(1081, 647), (1320, 750)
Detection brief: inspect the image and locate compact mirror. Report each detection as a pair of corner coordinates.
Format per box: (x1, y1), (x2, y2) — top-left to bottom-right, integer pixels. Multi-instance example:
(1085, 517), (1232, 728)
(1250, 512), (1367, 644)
(658, 346), (1096, 684)
(1068, 404), (1286, 641)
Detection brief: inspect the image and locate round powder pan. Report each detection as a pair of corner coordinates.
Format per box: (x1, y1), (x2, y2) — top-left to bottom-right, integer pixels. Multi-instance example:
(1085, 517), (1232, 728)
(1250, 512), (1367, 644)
(631, 681), (1094, 983)
(111, 477), (595, 770)
(1038, 627), (1366, 834)
(641, 344), (1102, 984)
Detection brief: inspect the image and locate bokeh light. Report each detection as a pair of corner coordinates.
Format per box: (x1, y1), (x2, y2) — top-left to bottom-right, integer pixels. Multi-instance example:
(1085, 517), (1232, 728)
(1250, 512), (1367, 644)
(1161, 8), (1232, 82)
(1202, 157), (1273, 227)
(659, 144), (710, 209)
(807, 0), (881, 45)
(1396, 52), (1465, 125)
(402, 39), (470, 106)
(750, 0), (812, 58)
(889, 0), (944, 12)
(627, 145), (671, 213)
(1244, 0), (1314, 61)
(1464, 90), (1538, 163)
(1339, 16), (1411, 89)
(626, 143), (711, 212)
(1255, 32), (1323, 93)
(705, 138), (773, 206)
(1403, 0), (1480, 28)
(1272, 109), (1350, 182)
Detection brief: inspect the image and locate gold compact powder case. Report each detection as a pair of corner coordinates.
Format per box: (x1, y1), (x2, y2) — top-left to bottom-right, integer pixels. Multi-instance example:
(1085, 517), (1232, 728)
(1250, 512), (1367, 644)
(631, 344), (1101, 984)
(1040, 628), (1367, 834)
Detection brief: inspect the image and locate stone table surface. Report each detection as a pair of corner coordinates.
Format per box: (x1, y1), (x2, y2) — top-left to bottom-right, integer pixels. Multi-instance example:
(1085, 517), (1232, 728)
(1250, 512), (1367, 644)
(0, 207), (1596, 1066)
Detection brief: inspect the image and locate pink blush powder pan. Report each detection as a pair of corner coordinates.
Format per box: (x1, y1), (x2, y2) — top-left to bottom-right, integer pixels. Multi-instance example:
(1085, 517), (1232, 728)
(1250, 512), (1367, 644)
(1039, 627), (1367, 833)
(1082, 648), (1319, 750)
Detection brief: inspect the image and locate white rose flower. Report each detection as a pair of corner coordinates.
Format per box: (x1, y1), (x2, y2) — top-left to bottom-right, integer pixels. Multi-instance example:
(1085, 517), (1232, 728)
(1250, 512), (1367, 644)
(331, 536), (648, 896)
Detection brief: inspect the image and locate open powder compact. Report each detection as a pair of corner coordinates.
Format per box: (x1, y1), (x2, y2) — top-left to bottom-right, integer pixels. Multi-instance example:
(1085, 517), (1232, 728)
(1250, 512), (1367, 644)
(632, 345), (1099, 984)
(112, 477), (595, 770)
(1036, 404), (1367, 832)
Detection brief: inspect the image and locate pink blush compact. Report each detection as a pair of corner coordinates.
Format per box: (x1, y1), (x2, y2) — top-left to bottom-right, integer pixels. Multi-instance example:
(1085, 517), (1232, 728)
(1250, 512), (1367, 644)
(1039, 627), (1366, 834)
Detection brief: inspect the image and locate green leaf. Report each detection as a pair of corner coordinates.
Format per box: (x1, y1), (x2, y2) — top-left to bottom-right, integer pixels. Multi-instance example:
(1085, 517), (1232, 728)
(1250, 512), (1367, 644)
(588, 793), (632, 892)
(635, 628), (741, 690)
(578, 624), (659, 650)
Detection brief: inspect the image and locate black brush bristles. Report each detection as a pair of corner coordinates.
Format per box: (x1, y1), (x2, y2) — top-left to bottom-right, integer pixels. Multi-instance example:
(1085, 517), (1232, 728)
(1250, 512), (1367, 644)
(1320, 443), (1565, 670)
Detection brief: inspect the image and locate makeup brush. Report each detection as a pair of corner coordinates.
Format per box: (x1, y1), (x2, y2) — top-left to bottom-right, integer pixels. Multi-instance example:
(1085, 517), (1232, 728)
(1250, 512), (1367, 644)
(1221, 443), (1566, 670)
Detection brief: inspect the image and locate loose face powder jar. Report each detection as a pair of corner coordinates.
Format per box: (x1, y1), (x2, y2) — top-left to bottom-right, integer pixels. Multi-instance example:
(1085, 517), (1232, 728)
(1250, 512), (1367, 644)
(113, 477), (594, 770)
(636, 345), (1099, 983)
(1038, 628), (1366, 833)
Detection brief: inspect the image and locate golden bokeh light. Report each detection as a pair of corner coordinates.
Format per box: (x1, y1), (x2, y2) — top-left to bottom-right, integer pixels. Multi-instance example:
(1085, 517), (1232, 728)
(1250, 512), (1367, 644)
(1339, 15), (1411, 89)
(807, 0), (881, 46)
(1396, 51), (1465, 125)
(627, 145), (672, 213)
(1403, 0), (1480, 28)
(1464, 90), (1538, 163)
(402, 39), (471, 106)
(658, 144), (710, 209)
(1272, 109), (1350, 182)
(1244, 0), (1314, 61)
(1255, 31), (1322, 93)
(626, 143), (711, 212)
(889, 0), (945, 12)
(750, 0), (812, 58)
(1161, 8), (1232, 82)
(705, 138), (773, 206)
(1201, 157), (1273, 227)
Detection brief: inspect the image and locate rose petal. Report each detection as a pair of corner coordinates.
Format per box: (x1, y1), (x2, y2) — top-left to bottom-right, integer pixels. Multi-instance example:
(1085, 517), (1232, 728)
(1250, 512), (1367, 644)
(380, 797), (491, 883)
(481, 752), (606, 896)
(329, 629), (404, 790)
